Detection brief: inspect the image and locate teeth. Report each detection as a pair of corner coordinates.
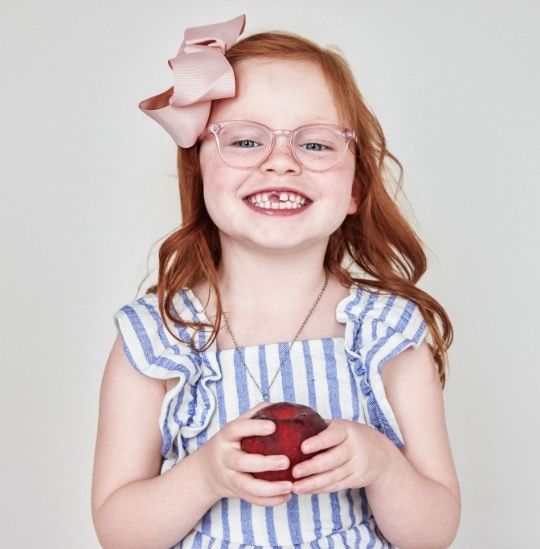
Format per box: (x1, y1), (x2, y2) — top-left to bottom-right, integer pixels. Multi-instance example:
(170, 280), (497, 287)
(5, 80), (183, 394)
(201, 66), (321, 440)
(247, 191), (308, 209)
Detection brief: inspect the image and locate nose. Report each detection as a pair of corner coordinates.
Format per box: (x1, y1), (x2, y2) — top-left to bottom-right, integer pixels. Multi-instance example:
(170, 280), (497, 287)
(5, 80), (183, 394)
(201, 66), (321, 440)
(259, 133), (302, 175)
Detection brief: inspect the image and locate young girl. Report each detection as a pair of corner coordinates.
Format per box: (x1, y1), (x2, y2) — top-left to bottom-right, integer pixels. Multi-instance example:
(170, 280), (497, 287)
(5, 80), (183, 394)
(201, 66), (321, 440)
(92, 14), (460, 549)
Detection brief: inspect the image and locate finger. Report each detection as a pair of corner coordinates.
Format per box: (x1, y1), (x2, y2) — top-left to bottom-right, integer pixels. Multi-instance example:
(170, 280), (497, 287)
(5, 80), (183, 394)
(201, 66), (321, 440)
(225, 403), (280, 443)
(292, 468), (353, 495)
(300, 421), (345, 454)
(247, 493), (293, 507)
(237, 401), (274, 419)
(237, 452), (290, 475)
(241, 475), (293, 499)
(226, 416), (276, 442)
(292, 445), (344, 479)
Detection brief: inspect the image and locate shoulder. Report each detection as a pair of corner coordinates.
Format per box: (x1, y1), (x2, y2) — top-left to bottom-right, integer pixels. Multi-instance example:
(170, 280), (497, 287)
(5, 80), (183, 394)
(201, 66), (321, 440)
(338, 287), (428, 446)
(118, 289), (206, 327)
(114, 290), (212, 379)
(117, 289), (210, 341)
(337, 286), (427, 351)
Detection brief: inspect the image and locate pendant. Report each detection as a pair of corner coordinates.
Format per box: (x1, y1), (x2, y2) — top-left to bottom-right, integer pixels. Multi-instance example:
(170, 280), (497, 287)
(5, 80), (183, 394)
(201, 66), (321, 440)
(262, 392), (270, 402)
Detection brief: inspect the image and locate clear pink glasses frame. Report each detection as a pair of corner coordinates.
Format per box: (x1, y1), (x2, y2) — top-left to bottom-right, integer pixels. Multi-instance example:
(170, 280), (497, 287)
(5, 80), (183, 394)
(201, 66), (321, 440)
(204, 120), (356, 172)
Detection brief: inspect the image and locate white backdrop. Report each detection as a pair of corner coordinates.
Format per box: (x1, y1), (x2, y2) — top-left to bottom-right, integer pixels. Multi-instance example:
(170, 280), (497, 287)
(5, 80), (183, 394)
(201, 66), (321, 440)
(2, 1), (539, 547)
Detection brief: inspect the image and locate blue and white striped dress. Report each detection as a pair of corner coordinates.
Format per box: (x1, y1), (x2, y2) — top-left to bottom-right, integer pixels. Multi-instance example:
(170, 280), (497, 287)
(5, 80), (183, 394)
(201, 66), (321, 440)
(116, 286), (427, 549)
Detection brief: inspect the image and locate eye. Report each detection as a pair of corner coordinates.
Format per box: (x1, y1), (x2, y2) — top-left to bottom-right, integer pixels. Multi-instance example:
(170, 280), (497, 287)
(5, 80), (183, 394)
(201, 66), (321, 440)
(295, 127), (339, 153)
(302, 142), (327, 152)
(233, 139), (260, 148)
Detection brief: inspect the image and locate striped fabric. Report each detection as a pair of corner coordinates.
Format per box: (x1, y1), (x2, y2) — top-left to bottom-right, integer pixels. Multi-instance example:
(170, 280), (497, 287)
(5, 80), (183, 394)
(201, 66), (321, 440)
(116, 286), (426, 548)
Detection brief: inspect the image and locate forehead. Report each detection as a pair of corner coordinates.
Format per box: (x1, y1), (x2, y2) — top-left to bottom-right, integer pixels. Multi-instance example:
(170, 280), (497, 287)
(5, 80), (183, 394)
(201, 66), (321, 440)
(208, 58), (342, 127)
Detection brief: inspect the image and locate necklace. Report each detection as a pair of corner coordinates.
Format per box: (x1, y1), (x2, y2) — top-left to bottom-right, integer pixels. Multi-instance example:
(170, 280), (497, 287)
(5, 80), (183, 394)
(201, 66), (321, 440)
(221, 271), (329, 401)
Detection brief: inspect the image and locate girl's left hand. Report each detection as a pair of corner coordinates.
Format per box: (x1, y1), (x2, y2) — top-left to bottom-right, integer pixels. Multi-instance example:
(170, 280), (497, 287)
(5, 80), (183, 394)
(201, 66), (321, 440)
(291, 344), (461, 548)
(290, 419), (390, 495)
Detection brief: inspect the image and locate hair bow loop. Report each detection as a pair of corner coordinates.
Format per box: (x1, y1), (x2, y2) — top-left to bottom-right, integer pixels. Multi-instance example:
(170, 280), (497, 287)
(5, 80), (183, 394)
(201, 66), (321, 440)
(169, 49), (234, 106)
(183, 15), (244, 52)
(182, 41), (226, 54)
(139, 15), (245, 148)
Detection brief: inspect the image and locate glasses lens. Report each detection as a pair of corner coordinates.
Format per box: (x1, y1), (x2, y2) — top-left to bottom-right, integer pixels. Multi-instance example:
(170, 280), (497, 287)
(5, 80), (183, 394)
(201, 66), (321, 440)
(217, 122), (271, 168)
(212, 122), (353, 171)
(293, 126), (347, 171)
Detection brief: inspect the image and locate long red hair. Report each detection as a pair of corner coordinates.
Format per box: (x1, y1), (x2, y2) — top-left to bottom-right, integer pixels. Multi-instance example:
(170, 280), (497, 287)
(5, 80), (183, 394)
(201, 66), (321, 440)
(150, 31), (453, 385)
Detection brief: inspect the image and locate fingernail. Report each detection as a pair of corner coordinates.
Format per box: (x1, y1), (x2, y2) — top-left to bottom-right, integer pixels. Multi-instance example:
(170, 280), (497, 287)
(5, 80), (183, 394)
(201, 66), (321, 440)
(277, 458), (287, 469)
(295, 467), (305, 478)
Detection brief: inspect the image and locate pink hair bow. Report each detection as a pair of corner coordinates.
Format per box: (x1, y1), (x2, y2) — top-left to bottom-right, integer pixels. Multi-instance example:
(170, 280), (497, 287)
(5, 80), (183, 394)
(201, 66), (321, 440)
(139, 14), (246, 148)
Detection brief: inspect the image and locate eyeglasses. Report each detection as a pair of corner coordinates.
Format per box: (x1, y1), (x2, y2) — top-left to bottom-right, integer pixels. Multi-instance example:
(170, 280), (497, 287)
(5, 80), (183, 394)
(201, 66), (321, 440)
(204, 121), (356, 172)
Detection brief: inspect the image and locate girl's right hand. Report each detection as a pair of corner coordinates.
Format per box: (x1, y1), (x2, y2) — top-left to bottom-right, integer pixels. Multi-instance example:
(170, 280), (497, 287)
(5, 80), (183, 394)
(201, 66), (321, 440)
(196, 403), (293, 507)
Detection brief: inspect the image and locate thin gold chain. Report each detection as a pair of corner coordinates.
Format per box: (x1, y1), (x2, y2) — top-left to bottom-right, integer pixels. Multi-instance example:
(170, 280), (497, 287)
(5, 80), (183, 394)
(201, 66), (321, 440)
(221, 271), (329, 401)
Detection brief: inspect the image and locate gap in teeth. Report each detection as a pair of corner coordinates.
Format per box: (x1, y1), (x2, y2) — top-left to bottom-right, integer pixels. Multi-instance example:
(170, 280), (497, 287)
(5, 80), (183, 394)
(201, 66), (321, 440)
(248, 191), (307, 209)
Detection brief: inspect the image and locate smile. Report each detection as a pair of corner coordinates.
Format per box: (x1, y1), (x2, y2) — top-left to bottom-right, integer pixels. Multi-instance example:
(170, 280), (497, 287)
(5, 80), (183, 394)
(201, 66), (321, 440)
(246, 191), (309, 210)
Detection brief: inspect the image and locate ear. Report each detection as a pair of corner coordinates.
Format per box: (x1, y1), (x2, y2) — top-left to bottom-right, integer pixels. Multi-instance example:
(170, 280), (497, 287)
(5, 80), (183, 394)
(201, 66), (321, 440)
(347, 179), (361, 215)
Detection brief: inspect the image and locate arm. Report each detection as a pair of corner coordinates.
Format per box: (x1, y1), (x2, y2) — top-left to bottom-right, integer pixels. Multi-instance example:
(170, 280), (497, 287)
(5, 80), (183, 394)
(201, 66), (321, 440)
(291, 342), (460, 549)
(92, 336), (293, 549)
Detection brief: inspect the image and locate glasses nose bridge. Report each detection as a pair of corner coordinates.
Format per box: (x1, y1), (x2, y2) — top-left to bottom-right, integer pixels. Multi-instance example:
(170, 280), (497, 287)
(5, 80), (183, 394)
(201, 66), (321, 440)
(269, 128), (295, 154)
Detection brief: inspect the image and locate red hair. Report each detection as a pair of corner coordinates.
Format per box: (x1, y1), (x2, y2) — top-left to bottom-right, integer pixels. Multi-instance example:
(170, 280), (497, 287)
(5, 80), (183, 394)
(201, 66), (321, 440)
(150, 31), (453, 385)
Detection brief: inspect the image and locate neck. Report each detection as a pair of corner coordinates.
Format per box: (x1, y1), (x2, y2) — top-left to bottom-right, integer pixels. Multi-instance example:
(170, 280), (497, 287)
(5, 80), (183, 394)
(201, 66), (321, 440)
(205, 245), (332, 348)
(189, 236), (351, 348)
(218, 246), (328, 309)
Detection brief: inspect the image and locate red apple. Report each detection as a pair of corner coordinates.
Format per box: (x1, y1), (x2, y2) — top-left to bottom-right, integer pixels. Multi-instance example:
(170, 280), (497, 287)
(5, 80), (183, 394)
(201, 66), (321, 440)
(241, 401), (327, 482)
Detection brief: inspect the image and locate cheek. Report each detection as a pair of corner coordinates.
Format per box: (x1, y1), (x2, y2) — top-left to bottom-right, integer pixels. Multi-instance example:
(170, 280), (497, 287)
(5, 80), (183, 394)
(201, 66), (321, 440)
(199, 142), (217, 185)
(347, 183), (360, 214)
(199, 147), (244, 221)
(200, 146), (226, 197)
(323, 182), (357, 234)
(332, 164), (358, 215)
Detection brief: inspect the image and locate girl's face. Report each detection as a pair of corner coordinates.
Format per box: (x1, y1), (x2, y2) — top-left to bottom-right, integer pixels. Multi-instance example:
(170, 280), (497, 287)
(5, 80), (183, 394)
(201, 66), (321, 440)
(200, 58), (358, 257)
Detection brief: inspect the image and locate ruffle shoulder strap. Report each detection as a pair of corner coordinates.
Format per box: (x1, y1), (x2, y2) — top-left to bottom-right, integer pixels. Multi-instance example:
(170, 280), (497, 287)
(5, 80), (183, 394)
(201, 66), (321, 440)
(337, 288), (427, 446)
(115, 291), (221, 465)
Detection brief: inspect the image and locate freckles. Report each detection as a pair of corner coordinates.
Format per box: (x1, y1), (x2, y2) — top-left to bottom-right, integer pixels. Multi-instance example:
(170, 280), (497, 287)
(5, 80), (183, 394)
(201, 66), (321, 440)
(200, 144), (224, 182)
(201, 158), (227, 189)
(205, 168), (243, 192)
(330, 162), (355, 187)
(201, 160), (247, 203)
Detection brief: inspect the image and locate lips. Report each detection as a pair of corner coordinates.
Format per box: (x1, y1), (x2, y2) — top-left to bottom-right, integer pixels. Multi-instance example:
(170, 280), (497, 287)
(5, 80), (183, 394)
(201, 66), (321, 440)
(246, 191), (309, 210)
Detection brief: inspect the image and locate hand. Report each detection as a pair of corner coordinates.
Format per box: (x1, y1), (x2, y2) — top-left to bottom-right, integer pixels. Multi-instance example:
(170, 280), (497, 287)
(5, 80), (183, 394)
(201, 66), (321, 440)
(290, 419), (391, 495)
(196, 403), (294, 507)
